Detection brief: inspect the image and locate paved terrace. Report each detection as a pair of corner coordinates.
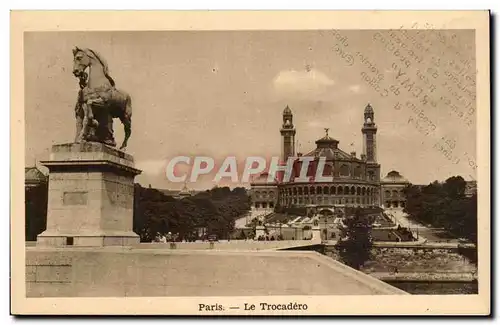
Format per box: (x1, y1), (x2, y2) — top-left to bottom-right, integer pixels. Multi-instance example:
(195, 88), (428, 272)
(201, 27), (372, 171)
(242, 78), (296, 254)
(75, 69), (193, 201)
(323, 240), (474, 250)
(385, 209), (460, 242)
(132, 240), (322, 251)
(26, 247), (407, 297)
(26, 240), (318, 250)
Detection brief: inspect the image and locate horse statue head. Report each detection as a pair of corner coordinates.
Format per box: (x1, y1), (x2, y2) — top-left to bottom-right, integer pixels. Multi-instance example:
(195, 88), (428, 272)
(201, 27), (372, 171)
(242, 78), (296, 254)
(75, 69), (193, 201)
(72, 46), (115, 87)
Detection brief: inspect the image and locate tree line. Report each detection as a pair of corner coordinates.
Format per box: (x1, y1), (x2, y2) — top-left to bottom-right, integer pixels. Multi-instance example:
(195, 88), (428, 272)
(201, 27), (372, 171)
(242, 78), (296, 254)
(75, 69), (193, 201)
(25, 183), (251, 242)
(403, 176), (477, 243)
(25, 183), (48, 241)
(133, 184), (251, 242)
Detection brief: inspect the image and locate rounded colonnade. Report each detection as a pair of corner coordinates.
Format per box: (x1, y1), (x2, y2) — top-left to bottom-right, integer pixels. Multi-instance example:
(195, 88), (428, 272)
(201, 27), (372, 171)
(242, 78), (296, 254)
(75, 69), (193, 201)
(278, 183), (380, 207)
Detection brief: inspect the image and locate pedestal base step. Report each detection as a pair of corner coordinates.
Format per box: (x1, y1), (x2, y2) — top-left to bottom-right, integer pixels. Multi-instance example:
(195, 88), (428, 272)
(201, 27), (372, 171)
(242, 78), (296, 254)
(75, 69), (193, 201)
(37, 231), (140, 247)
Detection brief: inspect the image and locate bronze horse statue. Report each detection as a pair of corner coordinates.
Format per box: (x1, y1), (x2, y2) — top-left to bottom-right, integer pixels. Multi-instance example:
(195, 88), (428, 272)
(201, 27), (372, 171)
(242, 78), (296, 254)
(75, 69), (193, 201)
(72, 47), (132, 150)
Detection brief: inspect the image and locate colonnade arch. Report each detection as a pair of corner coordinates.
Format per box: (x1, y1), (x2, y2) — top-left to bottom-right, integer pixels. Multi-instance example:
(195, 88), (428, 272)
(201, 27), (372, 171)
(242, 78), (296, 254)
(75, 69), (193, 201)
(278, 184), (380, 207)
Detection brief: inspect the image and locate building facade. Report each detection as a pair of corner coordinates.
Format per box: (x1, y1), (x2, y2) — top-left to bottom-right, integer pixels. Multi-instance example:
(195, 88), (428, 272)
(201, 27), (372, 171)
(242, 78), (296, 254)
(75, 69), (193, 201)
(380, 170), (410, 209)
(250, 104), (385, 210)
(249, 172), (279, 210)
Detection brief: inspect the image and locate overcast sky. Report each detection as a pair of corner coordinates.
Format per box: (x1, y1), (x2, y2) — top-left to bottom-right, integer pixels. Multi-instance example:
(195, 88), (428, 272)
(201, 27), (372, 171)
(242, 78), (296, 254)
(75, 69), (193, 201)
(24, 30), (476, 190)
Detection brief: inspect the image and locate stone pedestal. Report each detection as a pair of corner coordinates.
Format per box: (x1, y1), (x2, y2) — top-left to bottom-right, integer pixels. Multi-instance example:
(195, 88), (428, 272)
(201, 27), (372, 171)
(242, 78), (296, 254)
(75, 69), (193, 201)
(37, 142), (142, 247)
(312, 225), (321, 242)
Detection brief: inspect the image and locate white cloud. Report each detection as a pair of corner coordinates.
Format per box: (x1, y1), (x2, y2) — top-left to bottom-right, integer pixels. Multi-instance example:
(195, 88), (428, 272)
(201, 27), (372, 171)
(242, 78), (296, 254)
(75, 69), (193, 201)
(272, 68), (335, 100)
(307, 120), (322, 128)
(349, 85), (361, 93)
(135, 159), (168, 175)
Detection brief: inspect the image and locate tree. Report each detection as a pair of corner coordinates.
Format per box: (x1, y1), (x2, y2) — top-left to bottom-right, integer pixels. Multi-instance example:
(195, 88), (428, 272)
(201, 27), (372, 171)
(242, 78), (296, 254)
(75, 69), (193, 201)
(335, 207), (373, 270)
(25, 183), (48, 241)
(403, 176), (477, 243)
(132, 184), (252, 241)
(443, 176), (466, 199)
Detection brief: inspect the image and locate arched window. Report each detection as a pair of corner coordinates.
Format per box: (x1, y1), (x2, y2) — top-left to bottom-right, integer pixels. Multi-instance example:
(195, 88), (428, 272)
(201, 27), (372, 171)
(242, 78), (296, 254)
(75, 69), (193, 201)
(298, 187), (303, 195)
(392, 190), (398, 197)
(304, 187), (309, 195)
(293, 188), (297, 195)
(344, 186), (349, 194)
(317, 186), (322, 195)
(323, 186), (329, 195)
(385, 190), (390, 198)
(354, 166), (362, 178)
(350, 186), (355, 195)
(322, 163), (333, 176)
(368, 170), (375, 181)
(338, 186), (343, 195)
(362, 187), (366, 195)
(331, 186), (336, 195)
(310, 187), (315, 195)
(340, 164), (349, 176)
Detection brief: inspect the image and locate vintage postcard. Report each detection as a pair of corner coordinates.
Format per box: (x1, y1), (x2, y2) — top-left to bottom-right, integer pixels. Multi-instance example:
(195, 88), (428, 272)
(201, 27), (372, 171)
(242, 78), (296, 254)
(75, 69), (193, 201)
(11, 10), (490, 315)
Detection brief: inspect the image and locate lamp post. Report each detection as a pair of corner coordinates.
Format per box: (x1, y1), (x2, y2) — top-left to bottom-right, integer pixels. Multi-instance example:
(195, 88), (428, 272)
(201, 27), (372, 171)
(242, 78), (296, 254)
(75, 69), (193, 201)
(324, 216), (327, 240)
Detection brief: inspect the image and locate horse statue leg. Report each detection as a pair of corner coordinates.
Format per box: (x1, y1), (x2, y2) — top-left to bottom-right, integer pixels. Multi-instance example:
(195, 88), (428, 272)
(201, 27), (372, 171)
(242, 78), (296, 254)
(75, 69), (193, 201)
(76, 102), (90, 143)
(74, 101), (84, 143)
(76, 101), (99, 143)
(119, 94), (132, 150)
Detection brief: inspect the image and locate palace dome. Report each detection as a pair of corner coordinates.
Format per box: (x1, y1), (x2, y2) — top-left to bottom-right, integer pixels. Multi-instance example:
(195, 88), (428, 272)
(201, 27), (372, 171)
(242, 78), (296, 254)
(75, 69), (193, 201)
(302, 133), (358, 161)
(381, 170), (408, 183)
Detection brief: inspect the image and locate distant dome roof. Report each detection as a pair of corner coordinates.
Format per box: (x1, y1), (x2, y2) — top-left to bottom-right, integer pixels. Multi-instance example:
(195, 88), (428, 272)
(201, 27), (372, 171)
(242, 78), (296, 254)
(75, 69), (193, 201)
(382, 170), (408, 183)
(364, 103), (374, 113)
(251, 172), (277, 185)
(283, 105), (292, 115)
(25, 167), (47, 185)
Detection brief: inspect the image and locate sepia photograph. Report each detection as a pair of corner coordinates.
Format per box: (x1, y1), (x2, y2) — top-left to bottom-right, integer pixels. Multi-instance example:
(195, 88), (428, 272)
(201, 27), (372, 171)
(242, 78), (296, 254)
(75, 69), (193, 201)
(11, 10), (490, 315)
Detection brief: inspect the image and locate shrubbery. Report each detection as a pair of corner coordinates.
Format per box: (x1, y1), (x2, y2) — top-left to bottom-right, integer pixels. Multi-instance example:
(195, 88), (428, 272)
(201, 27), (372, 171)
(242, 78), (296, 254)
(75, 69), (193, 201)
(25, 184), (48, 241)
(133, 185), (251, 242)
(404, 176), (477, 244)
